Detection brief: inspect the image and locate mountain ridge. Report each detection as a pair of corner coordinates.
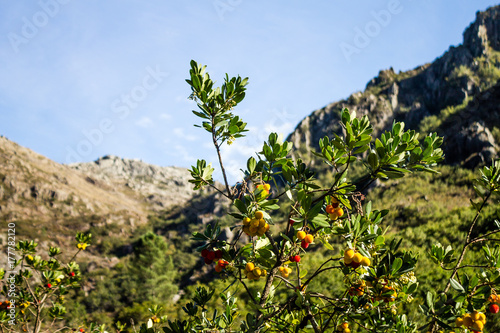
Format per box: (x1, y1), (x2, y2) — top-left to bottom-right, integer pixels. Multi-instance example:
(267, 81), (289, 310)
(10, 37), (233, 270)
(288, 5), (500, 168)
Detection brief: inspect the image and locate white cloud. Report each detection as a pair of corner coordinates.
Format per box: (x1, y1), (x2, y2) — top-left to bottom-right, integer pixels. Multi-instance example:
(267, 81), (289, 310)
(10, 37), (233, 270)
(173, 127), (197, 141)
(136, 116), (154, 128)
(159, 113), (172, 120)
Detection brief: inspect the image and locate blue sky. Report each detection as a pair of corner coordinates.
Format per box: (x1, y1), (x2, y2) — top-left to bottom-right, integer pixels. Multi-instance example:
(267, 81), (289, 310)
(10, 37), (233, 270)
(0, 0), (498, 183)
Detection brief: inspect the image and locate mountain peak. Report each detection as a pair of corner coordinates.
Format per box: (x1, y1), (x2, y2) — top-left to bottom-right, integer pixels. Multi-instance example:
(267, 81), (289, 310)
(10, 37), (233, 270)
(464, 5), (500, 57)
(288, 6), (500, 168)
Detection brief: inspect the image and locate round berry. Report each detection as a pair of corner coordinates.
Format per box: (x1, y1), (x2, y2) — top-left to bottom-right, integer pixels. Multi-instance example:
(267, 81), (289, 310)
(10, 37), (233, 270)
(301, 240), (309, 249)
(296, 231), (306, 240)
(293, 255), (301, 263)
(304, 234), (314, 244)
(201, 249), (209, 258)
(254, 211), (264, 219)
(490, 303), (500, 314)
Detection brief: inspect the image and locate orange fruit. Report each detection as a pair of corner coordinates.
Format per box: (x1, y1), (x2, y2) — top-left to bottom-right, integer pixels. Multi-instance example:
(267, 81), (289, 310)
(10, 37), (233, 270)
(304, 234), (314, 244)
(297, 230), (306, 240)
(352, 253), (363, 263)
(360, 256), (371, 266)
(246, 262), (255, 271)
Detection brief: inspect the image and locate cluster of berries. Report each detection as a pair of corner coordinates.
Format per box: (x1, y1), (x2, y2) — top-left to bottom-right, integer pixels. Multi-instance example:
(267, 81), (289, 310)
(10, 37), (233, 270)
(488, 293), (500, 314)
(256, 183), (271, 195)
(343, 249), (371, 268)
(0, 300), (11, 310)
(336, 322), (351, 333)
(242, 211), (270, 237)
(326, 197), (344, 221)
(296, 230), (314, 249)
(377, 285), (397, 303)
(278, 266), (293, 278)
(289, 255), (301, 263)
(455, 311), (486, 332)
(245, 262), (267, 280)
(201, 248), (223, 265)
(349, 280), (367, 297)
(215, 259), (229, 273)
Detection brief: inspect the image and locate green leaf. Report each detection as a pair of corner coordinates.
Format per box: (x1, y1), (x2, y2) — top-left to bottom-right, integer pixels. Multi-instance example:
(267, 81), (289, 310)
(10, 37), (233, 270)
(391, 258), (403, 274)
(449, 278), (465, 293)
(233, 199), (247, 214)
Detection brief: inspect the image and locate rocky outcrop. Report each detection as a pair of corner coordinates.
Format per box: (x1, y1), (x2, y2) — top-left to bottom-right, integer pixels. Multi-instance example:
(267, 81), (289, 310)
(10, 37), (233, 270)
(70, 155), (196, 211)
(288, 5), (500, 168)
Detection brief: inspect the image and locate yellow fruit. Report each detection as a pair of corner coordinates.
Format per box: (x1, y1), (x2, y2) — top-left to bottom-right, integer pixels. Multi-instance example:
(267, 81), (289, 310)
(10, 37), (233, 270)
(264, 184), (271, 191)
(472, 320), (484, 331)
(462, 315), (473, 328)
(334, 207), (344, 217)
(341, 322), (349, 329)
(488, 294), (498, 303)
(243, 217), (251, 225)
(246, 262), (255, 272)
(286, 267), (292, 274)
(455, 317), (463, 327)
(329, 213), (339, 221)
(304, 234), (314, 244)
(259, 219), (266, 228)
(344, 328), (351, 333)
(477, 312), (486, 323)
(279, 267), (284, 273)
(360, 256), (371, 266)
(344, 256), (353, 265)
(352, 253), (363, 263)
(297, 231), (306, 240)
(249, 225), (258, 234)
(243, 225), (250, 235)
(344, 249), (355, 259)
(254, 267), (262, 276)
(254, 211), (264, 219)
(262, 269), (267, 276)
(264, 224), (270, 232)
(250, 219), (260, 227)
(258, 226), (267, 235)
(471, 311), (481, 321)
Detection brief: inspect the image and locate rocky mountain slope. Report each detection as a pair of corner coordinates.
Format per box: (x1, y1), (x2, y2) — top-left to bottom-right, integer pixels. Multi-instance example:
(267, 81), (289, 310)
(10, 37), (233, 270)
(288, 5), (500, 168)
(0, 136), (198, 256)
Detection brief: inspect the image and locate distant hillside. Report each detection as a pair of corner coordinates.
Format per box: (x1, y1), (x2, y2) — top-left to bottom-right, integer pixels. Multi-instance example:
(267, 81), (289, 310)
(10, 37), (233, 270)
(288, 5), (500, 168)
(0, 136), (201, 268)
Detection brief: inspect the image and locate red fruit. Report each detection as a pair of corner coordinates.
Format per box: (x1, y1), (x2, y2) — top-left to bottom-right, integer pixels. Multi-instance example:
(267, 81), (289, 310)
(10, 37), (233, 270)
(80, 329), (85, 333)
(215, 250), (223, 259)
(332, 202), (339, 208)
(69, 272), (75, 277)
(490, 303), (499, 314)
(301, 240), (309, 249)
(289, 219), (295, 226)
(204, 258), (213, 265)
(350, 262), (360, 269)
(293, 255), (301, 263)
(207, 251), (216, 261)
(46, 283), (52, 288)
(201, 249), (209, 258)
